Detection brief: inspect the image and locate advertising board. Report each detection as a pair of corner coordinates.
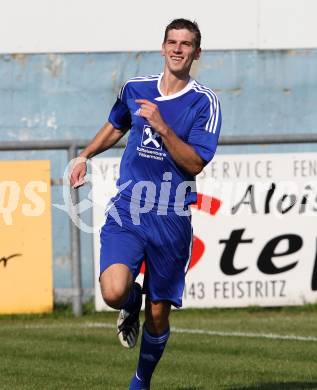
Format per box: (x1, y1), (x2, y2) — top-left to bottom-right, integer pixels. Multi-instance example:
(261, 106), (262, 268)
(92, 153), (317, 309)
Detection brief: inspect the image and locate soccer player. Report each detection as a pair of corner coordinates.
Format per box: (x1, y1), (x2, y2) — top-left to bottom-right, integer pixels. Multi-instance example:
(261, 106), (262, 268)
(70, 18), (221, 389)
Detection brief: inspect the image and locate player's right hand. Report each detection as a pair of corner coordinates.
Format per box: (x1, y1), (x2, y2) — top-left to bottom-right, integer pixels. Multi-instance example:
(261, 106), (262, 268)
(69, 157), (87, 188)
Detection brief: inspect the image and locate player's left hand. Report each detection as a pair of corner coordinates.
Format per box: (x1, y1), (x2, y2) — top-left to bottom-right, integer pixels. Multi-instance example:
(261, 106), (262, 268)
(135, 99), (169, 136)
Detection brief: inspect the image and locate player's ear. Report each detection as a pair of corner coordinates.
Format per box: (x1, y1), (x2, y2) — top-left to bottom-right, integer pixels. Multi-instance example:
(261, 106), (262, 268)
(161, 42), (166, 57)
(194, 47), (201, 60)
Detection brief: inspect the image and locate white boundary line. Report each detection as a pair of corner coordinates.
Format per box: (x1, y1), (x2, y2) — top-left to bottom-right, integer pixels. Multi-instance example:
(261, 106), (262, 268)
(170, 327), (317, 342)
(5, 322), (317, 342)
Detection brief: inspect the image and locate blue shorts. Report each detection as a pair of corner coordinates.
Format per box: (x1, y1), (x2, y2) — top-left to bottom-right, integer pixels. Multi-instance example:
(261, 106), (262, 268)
(100, 198), (192, 307)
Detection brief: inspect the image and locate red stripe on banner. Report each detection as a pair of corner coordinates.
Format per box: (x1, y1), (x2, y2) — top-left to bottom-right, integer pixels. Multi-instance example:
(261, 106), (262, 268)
(191, 193), (222, 215)
(188, 235), (205, 270)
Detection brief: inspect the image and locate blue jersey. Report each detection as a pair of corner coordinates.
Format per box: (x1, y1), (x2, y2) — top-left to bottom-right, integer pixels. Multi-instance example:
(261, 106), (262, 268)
(108, 73), (221, 210)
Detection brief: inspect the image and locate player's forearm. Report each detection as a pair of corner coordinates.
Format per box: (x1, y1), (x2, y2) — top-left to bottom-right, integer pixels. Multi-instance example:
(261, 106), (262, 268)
(160, 126), (204, 176)
(80, 122), (127, 159)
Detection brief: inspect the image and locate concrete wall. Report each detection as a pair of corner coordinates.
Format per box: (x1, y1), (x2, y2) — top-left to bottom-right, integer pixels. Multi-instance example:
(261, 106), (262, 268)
(1, 50), (316, 140)
(1, 49), (316, 300)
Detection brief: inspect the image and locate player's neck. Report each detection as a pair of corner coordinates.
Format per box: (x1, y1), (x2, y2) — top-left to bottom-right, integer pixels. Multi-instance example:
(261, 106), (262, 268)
(160, 70), (190, 96)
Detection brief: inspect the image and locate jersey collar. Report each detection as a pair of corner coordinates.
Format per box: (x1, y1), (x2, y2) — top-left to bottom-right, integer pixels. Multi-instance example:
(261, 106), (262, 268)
(155, 73), (194, 101)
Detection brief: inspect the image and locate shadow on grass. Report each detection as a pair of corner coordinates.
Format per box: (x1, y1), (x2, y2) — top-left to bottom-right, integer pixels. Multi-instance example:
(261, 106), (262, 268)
(228, 382), (317, 390)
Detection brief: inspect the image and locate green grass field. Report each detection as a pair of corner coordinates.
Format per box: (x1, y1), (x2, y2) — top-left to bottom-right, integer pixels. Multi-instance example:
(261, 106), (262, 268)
(1, 306), (317, 390)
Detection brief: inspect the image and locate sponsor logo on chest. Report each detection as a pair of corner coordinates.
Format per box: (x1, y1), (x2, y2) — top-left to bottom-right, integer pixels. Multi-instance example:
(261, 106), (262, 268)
(137, 125), (166, 161)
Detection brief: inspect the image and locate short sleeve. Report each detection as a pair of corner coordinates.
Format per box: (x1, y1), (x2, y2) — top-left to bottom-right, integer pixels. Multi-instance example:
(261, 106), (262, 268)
(188, 96), (222, 164)
(108, 84), (132, 130)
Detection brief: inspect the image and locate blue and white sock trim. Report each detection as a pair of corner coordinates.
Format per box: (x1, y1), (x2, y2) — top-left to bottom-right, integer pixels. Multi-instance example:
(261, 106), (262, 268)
(143, 326), (170, 344)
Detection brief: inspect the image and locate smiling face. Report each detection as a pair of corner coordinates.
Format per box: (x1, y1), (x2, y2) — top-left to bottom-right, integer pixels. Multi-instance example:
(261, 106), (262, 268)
(161, 28), (201, 77)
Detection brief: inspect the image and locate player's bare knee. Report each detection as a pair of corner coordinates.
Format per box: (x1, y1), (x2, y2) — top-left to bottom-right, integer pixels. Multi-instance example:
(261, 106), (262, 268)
(99, 264), (132, 308)
(103, 294), (123, 309)
(101, 283), (129, 309)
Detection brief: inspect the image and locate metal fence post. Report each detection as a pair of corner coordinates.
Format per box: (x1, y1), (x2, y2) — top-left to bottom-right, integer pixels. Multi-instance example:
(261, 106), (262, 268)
(68, 145), (83, 316)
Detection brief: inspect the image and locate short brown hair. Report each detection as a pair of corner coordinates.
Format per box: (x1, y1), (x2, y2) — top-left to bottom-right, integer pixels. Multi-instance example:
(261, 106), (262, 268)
(164, 18), (201, 49)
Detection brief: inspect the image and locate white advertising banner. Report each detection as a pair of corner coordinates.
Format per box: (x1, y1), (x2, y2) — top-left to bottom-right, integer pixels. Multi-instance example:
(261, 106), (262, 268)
(92, 153), (317, 310)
